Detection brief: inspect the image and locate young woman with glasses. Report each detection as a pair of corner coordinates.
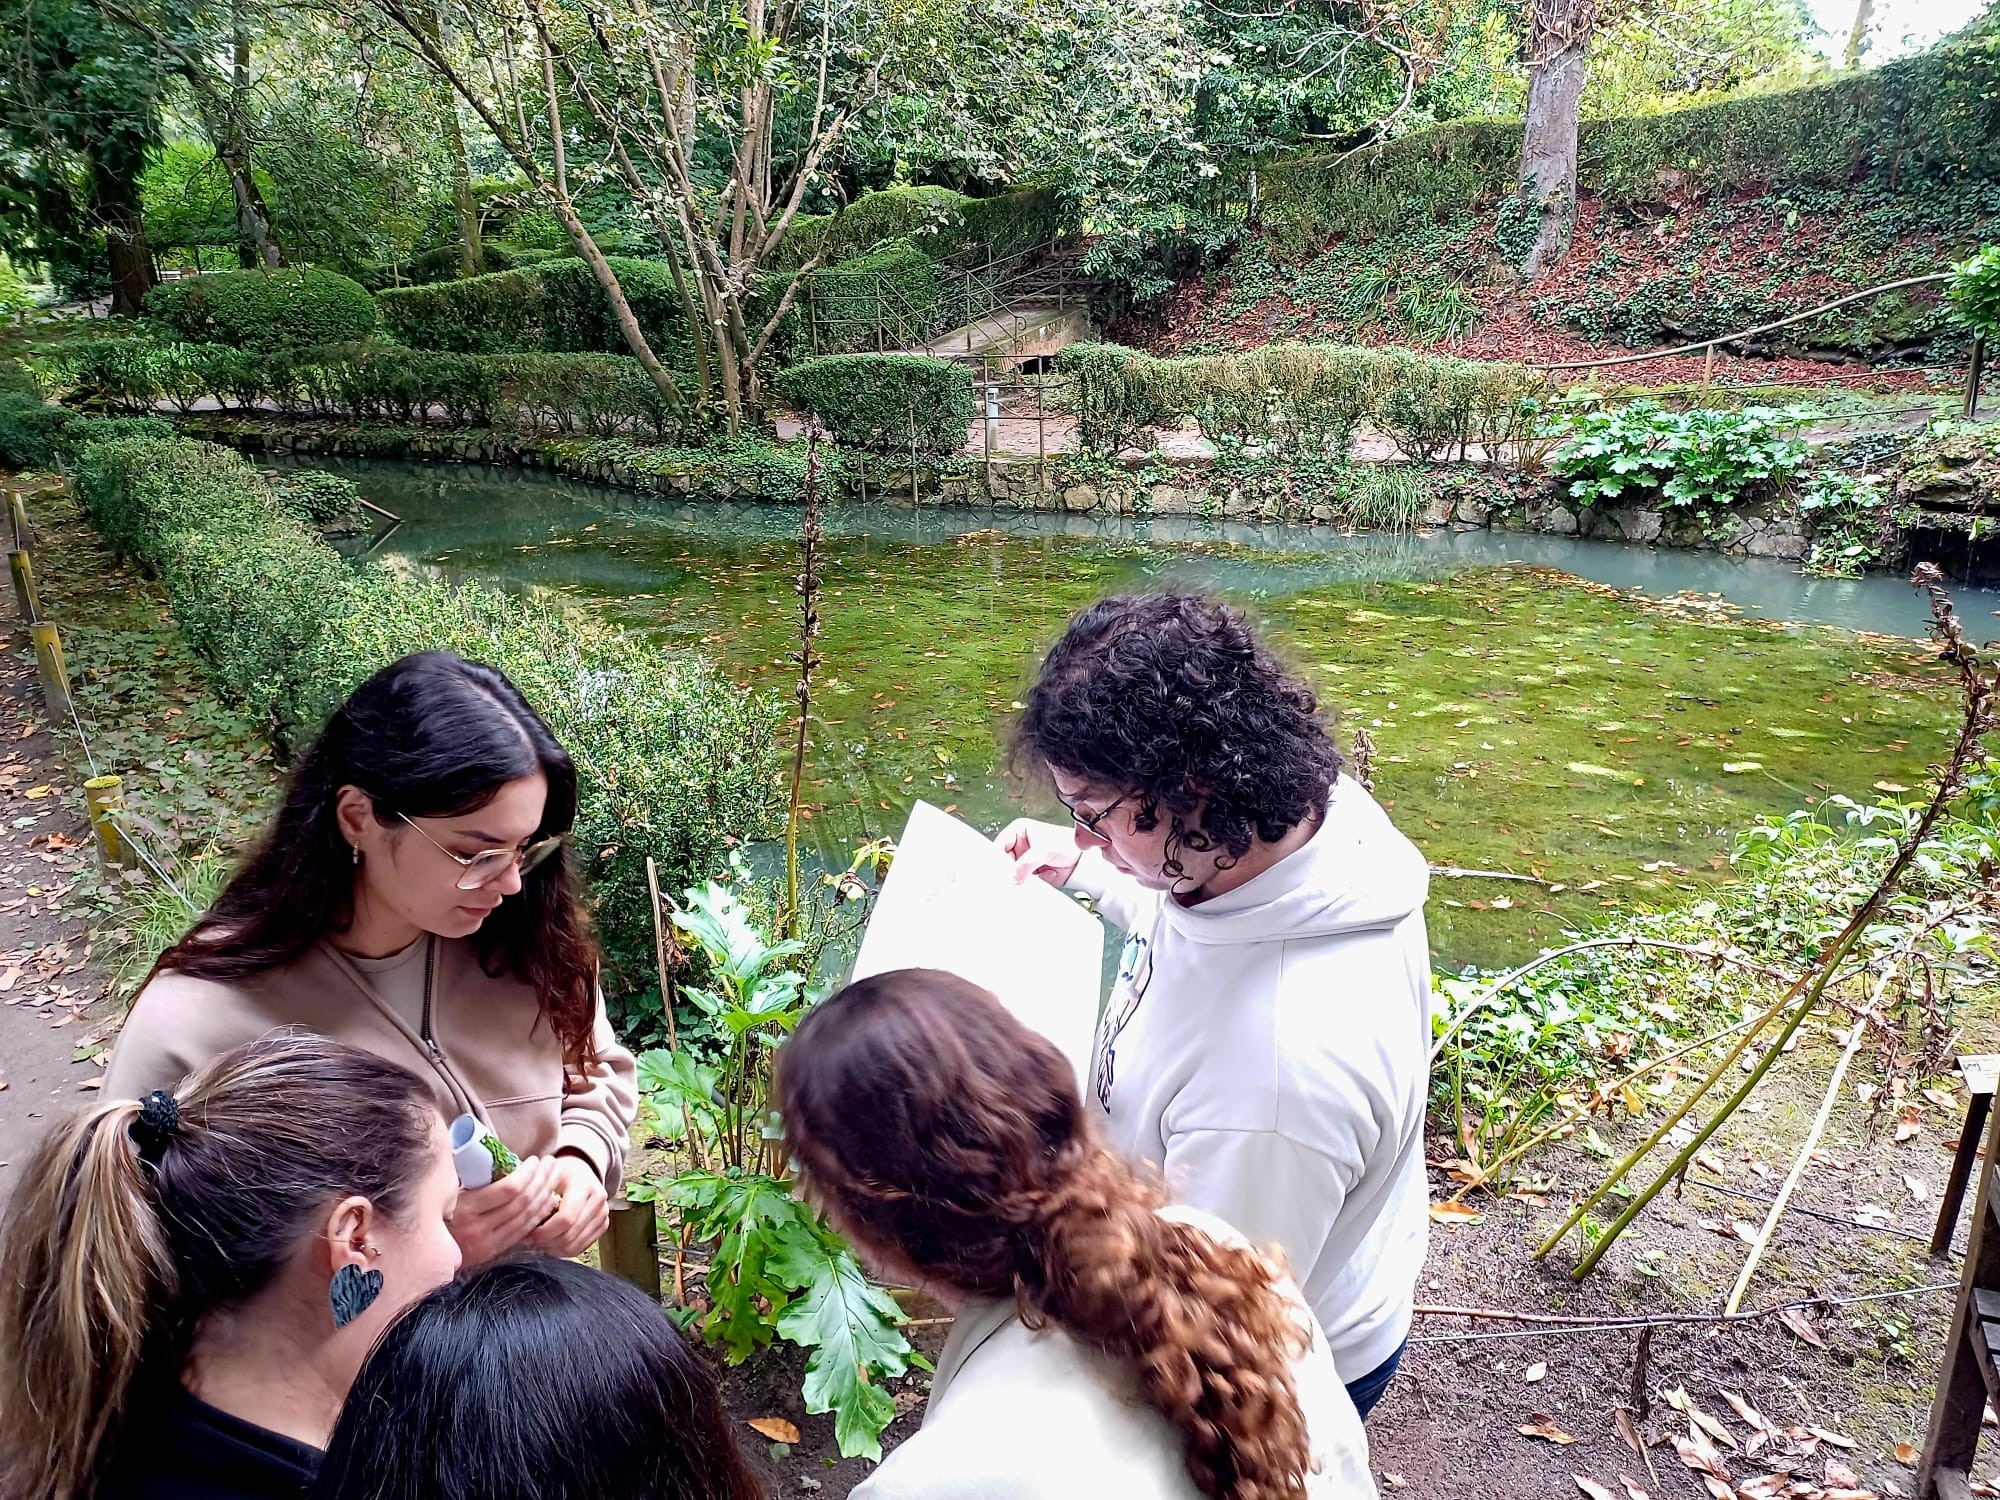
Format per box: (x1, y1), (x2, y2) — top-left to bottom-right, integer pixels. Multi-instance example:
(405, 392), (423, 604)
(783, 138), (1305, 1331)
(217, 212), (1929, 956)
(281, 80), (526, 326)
(104, 651), (637, 1266)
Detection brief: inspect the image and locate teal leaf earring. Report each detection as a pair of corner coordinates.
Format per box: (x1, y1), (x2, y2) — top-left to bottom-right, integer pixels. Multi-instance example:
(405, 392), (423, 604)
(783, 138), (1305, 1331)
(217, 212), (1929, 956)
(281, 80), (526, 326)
(330, 1263), (383, 1330)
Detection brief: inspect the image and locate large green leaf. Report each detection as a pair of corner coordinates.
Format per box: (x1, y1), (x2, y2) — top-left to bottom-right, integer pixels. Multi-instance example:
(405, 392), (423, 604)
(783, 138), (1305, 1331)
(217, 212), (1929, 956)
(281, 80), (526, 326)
(771, 1228), (915, 1460)
(669, 1169), (819, 1363)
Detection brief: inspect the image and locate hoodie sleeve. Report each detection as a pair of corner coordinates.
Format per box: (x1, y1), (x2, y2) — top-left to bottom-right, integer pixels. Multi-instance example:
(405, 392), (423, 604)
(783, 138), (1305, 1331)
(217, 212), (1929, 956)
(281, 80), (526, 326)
(1159, 1126), (1359, 1295)
(557, 985), (639, 1194)
(1063, 847), (1156, 934)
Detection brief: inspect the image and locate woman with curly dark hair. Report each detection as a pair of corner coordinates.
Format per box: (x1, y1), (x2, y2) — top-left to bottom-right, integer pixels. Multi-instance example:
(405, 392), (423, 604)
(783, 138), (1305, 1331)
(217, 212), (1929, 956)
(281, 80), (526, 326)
(778, 968), (1377, 1500)
(999, 593), (1431, 1420)
(105, 652), (636, 1267)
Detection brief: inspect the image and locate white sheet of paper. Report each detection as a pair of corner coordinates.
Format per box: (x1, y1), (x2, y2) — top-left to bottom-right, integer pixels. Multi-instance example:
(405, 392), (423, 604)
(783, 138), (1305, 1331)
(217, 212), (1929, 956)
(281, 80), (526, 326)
(852, 801), (1103, 1094)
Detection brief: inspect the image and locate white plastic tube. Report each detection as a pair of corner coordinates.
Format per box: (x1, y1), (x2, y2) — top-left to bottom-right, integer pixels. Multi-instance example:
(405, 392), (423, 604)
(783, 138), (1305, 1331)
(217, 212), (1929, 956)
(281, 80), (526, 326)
(449, 1113), (516, 1190)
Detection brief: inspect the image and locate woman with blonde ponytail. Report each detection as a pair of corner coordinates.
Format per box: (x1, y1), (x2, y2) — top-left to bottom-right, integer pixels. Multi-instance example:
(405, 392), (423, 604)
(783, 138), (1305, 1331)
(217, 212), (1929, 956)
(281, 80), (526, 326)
(775, 969), (1378, 1500)
(0, 1034), (461, 1500)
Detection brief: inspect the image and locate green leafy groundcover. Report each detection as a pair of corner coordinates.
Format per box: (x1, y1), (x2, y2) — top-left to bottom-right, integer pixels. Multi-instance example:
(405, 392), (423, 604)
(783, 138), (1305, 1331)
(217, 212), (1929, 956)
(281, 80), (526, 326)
(71, 435), (784, 1017)
(142, 267), (380, 351)
(777, 354), (975, 455)
(1543, 398), (1812, 516)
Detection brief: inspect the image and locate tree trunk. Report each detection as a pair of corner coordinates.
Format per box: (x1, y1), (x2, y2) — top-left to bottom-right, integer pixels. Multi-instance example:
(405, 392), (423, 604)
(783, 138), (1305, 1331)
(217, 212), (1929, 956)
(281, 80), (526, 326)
(1516, 0), (1595, 280)
(442, 101), (482, 277)
(93, 149), (156, 314)
(1844, 0), (1873, 69)
(227, 23), (282, 267)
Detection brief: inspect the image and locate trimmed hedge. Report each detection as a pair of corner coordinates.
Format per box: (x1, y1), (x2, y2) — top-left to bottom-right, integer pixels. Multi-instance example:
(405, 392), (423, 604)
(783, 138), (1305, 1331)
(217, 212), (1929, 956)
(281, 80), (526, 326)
(142, 267), (380, 351)
(1055, 341), (1549, 462)
(73, 436), (784, 1016)
(377, 256), (702, 365)
(1258, 37), (2000, 252)
(41, 338), (682, 440)
(0, 392), (173, 471)
(775, 185), (1068, 272)
(777, 354), (975, 455)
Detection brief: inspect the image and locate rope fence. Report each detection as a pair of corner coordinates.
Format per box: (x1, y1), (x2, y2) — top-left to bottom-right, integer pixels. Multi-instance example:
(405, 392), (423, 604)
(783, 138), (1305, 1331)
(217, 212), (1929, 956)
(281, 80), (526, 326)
(4, 476), (201, 912)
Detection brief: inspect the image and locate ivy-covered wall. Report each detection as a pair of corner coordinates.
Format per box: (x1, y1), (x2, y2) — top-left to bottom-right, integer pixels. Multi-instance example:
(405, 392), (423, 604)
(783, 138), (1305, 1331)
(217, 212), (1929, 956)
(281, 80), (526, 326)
(1257, 38), (2000, 252)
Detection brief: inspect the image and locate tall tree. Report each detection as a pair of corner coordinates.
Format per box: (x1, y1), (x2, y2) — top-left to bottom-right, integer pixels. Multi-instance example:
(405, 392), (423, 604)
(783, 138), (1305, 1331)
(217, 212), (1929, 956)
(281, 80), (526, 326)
(1513, 0), (1597, 279)
(0, 0), (165, 309)
(344, 0), (954, 431)
(1843, 0), (1872, 67)
(93, 0), (285, 266)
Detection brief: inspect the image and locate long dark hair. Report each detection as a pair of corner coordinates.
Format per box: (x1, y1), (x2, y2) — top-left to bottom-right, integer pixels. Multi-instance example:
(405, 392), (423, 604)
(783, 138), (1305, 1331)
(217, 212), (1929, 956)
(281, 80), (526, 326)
(0, 1035), (440, 1500)
(777, 970), (1314, 1500)
(1015, 593), (1342, 882)
(156, 651), (600, 1066)
(311, 1257), (764, 1500)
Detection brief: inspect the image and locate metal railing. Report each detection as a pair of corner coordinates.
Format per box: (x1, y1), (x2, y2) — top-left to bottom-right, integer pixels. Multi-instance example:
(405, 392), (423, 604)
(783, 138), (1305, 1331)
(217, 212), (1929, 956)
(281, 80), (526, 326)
(797, 240), (1089, 357)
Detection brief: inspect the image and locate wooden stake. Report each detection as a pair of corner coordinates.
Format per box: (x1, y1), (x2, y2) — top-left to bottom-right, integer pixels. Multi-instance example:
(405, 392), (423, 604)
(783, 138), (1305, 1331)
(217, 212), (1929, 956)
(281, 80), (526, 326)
(9, 549), (38, 624)
(83, 775), (132, 870)
(1967, 335), (1987, 422)
(30, 621), (70, 722)
(1701, 342), (1716, 390)
(595, 1199), (662, 1301)
(8, 491), (28, 550)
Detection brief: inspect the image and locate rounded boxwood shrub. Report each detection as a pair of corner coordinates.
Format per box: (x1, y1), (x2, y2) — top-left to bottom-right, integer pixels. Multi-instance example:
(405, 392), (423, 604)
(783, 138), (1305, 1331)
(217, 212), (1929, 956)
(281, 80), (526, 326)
(776, 353), (974, 455)
(143, 267), (379, 351)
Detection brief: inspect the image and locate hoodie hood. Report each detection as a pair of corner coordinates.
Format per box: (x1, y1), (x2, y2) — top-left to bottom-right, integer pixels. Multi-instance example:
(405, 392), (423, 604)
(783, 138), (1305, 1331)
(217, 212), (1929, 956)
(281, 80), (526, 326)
(1161, 777), (1429, 945)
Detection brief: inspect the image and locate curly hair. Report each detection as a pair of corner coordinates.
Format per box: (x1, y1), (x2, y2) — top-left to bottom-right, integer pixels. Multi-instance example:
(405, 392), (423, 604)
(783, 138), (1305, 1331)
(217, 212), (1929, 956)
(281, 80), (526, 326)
(777, 969), (1314, 1500)
(1014, 593), (1341, 881)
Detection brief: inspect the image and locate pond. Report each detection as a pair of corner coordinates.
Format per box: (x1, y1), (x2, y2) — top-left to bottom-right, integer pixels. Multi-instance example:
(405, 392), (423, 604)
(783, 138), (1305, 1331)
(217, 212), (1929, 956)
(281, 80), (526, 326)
(303, 458), (1970, 970)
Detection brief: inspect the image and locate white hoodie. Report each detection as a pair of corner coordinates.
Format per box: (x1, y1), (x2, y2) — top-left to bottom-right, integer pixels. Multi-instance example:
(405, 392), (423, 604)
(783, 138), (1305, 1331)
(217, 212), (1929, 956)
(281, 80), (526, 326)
(1067, 776), (1434, 1380)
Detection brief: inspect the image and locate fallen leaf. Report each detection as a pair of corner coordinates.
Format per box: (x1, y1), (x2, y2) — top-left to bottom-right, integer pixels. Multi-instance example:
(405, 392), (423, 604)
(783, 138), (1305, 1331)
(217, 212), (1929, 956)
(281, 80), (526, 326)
(1575, 1479), (1618, 1500)
(1809, 1425), (1857, 1450)
(1825, 1458), (1861, 1487)
(1526, 1362), (1548, 1383)
(1672, 1429), (1732, 1484)
(1617, 1479), (1652, 1500)
(1895, 1441), (1918, 1466)
(1380, 1476), (1407, 1492)
(1521, 1414), (1578, 1445)
(746, 1417), (800, 1444)
(1428, 1201), (1484, 1225)
(1906, 1173), (1931, 1203)
(1777, 1305), (1828, 1348)
(1615, 1408), (1646, 1456)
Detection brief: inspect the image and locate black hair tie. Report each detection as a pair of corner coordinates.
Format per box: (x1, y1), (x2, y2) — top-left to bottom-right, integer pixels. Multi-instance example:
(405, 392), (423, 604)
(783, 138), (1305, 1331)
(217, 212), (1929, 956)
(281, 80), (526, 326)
(132, 1090), (182, 1163)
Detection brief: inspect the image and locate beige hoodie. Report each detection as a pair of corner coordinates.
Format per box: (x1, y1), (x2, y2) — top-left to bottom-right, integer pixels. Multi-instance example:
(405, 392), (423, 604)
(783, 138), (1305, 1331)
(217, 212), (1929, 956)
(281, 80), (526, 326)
(102, 936), (637, 1191)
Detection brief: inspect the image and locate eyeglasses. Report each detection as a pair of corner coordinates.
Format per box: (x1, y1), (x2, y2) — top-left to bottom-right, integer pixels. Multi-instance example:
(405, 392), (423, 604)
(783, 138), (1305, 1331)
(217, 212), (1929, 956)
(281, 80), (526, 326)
(395, 813), (566, 891)
(1055, 788), (1137, 838)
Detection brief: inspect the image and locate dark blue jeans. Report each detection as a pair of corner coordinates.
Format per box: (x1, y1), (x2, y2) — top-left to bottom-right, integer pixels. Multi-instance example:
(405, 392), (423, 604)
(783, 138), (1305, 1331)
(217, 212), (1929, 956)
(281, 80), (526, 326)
(1344, 1338), (1407, 1420)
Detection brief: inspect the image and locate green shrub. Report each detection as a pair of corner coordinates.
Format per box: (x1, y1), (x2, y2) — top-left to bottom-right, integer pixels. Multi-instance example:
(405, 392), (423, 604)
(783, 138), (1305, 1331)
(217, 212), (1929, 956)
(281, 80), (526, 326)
(1951, 245), (2000, 341)
(775, 185), (1068, 272)
(273, 469), (361, 526)
(0, 393), (173, 470)
(566, 435), (840, 506)
(142, 267), (379, 350)
(38, 336), (682, 439)
(1054, 341), (1547, 463)
(72, 435), (785, 1013)
(1543, 397), (1813, 515)
(378, 256), (701, 367)
(777, 354), (974, 454)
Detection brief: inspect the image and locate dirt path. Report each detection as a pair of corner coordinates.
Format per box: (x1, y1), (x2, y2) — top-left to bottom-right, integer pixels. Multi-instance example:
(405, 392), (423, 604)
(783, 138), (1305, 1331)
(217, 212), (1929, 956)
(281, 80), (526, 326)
(0, 600), (114, 1191)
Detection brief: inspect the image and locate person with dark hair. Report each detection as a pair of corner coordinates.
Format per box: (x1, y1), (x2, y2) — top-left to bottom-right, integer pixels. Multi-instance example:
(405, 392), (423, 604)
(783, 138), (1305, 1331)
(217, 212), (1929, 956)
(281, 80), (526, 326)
(778, 969), (1377, 1500)
(104, 651), (637, 1265)
(0, 1034), (461, 1500)
(999, 593), (1431, 1420)
(310, 1257), (763, 1500)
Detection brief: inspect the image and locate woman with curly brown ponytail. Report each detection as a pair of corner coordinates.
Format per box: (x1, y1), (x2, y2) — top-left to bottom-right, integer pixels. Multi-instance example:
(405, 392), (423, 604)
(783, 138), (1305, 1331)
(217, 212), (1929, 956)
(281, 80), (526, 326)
(776, 969), (1378, 1500)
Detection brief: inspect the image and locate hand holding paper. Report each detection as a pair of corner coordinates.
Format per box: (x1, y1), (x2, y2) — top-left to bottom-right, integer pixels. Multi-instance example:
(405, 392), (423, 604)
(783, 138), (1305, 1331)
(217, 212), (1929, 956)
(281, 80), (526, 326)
(854, 802), (1104, 1095)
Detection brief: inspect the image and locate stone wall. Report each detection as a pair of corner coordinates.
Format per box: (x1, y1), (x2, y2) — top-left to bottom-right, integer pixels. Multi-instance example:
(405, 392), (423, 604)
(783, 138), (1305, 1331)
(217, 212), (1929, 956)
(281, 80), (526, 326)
(180, 415), (1810, 562)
